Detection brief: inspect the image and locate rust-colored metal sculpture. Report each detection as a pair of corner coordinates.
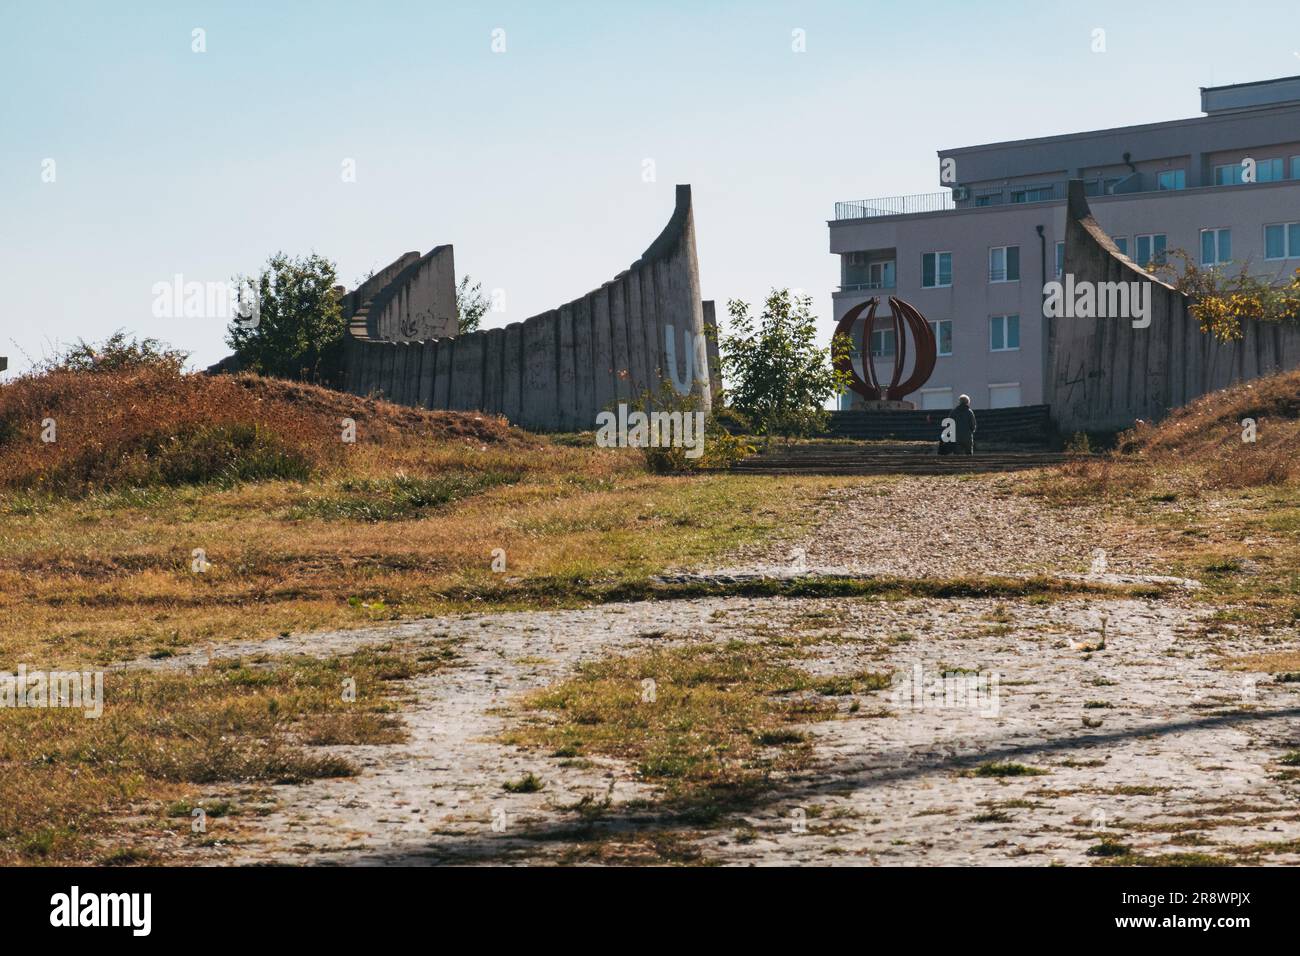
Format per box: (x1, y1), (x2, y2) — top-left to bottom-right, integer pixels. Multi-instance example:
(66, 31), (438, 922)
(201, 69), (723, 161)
(833, 296), (937, 402)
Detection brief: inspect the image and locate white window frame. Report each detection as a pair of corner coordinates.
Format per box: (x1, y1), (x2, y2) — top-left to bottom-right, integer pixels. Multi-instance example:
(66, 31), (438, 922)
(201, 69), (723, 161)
(989, 314), (1020, 353)
(988, 245), (1020, 283)
(922, 251), (952, 289)
(1200, 227), (1232, 266)
(1264, 221), (1300, 260)
(928, 319), (953, 357)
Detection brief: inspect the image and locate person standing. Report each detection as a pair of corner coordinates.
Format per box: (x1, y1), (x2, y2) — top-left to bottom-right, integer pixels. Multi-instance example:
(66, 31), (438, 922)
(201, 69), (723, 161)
(952, 394), (976, 455)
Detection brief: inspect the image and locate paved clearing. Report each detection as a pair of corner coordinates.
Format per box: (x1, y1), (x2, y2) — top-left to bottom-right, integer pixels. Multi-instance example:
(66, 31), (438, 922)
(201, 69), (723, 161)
(136, 475), (1300, 865)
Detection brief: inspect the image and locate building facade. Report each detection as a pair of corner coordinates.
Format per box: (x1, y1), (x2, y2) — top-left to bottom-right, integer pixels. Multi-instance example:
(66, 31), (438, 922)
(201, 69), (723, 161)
(829, 74), (1300, 411)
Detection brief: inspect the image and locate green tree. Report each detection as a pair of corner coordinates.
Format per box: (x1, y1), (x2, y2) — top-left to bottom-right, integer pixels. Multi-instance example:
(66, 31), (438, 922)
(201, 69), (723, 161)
(720, 289), (849, 437)
(225, 252), (344, 381)
(456, 275), (489, 334)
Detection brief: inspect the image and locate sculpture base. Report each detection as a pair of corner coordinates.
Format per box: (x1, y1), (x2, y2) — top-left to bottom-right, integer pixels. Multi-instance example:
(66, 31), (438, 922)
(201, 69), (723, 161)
(856, 399), (916, 411)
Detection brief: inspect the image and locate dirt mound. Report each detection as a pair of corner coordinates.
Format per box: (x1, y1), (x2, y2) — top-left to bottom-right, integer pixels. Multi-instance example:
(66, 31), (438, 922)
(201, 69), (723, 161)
(1119, 367), (1299, 485)
(0, 367), (535, 492)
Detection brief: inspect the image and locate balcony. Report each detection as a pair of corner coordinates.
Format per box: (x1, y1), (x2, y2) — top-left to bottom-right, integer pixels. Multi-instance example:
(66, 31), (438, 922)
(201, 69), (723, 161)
(839, 280), (896, 293)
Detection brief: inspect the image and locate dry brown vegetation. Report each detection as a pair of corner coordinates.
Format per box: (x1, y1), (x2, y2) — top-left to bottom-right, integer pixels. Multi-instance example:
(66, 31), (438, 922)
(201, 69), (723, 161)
(1032, 367), (1300, 634)
(0, 367), (535, 493)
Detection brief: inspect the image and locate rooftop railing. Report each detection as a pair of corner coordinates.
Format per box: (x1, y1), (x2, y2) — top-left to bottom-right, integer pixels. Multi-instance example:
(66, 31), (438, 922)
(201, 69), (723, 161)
(832, 175), (1168, 221)
(833, 192), (955, 219)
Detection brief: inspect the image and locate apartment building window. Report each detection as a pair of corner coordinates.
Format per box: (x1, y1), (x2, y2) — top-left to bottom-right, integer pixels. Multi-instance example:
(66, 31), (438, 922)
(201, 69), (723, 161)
(1113, 237), (1128, 257)
(989, 245), (1020, 283)
(989, 314), (1020, 352)
(1257, 158), (1285, 182)
(928, 319), (953, 356)
(1265, 222), (1300, 260)
(1293, 156), (1300, 180)
(922, 251), (952, 288)
(1055, 241), (1065, 276)
(1135, 233), (1167, 268)
(1214, 159), (1282, 185)
(1011, 186), (1054, 203)
(988, 383), (1022, 409)
(1200, 228), (1232, 266)
(918, 387), (953, 411)
(868, 260), (896, 289)
(1215, 164), (1245, 186)
(869, 327), (896, 358)
(1157, 169), (1186, 190)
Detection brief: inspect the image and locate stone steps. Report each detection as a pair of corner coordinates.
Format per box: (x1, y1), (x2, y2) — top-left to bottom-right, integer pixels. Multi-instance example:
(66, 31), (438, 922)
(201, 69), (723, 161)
(731, 450), (1073, 475)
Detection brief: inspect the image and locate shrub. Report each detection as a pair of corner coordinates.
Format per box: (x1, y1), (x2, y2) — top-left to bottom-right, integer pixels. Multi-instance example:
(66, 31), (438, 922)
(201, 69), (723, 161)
(39, 331), (188, 376)
(623, 383), (755, 474)
(720, 289), (849, 438)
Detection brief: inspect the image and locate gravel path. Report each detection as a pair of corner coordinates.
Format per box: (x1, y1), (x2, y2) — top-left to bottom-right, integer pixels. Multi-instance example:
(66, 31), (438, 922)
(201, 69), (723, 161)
(132, 473), (1300, 866)
(723, 475), (1125, 579)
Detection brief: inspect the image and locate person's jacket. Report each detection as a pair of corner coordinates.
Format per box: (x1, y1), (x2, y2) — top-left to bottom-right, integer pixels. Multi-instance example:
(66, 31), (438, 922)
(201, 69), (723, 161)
(952, 404), (976, 440)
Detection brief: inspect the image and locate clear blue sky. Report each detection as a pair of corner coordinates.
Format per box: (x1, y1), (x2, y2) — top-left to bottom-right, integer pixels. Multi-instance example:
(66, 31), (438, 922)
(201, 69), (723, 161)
(2, 0), (1298, 376)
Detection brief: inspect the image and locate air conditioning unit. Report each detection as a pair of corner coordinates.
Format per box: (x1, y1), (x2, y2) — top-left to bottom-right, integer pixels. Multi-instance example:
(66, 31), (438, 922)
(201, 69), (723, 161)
(952, 186), (970, 201)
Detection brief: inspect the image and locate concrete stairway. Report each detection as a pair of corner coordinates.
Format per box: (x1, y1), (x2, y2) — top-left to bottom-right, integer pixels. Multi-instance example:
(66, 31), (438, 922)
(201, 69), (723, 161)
(826, 404), (1052, 443)
(731, 442), (1072, 475)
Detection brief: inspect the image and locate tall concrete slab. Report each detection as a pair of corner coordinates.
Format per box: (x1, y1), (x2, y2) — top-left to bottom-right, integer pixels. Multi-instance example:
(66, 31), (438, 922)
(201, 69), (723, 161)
(418, 341), (436, 408)
(450, 333), (485, 411)
(572, 297), (596, 427)
(592, 285), (617, 413)
(702, 300), (723, 398)
(501, 323), (524, 423)
(608, 279), (633, 403)
(481, 327), (505, 415)
(521, 311), (558, 429)
(433, 339), (453, 410)
(340, 185), (716, 429)
(557, 305), (577, 431)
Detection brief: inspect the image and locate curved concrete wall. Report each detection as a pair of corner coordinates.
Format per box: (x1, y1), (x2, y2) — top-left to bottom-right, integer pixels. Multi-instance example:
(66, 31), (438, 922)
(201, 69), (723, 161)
(1049, 180), (1300, 433)
(343, 185), (713, 430)
(343, 245), (457, 343)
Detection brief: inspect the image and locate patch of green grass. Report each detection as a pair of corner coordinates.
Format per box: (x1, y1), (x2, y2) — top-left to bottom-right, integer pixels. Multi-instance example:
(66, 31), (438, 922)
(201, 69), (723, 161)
(287, 472), (518, 522)
(972, 761), (1049, 778)
(502, 773), (546, 794)
(503, 640), (881, 813)
(812, 670), (892, 696)
(1086, 840), (1131, 858)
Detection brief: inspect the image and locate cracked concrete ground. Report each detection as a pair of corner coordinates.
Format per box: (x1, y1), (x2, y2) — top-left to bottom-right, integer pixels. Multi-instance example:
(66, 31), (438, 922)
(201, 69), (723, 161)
(127, 476), (1300, 866)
